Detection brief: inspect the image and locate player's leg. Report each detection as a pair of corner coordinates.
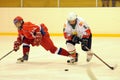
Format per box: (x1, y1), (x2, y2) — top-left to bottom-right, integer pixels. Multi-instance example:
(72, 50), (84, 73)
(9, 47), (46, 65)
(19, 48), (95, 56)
(39, 24), (70, 56)
(17, 37), (31, 62)
(81, 34), (93, 62)
(66, 40), (78, 63)
(40, 35), (70, 56)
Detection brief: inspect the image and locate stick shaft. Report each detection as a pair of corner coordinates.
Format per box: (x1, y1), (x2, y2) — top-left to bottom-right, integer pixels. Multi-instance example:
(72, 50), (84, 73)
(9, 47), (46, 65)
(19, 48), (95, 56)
(85, 46), (113, 69)
(0, 50), (14, 61)
(93, 53), (113, 69)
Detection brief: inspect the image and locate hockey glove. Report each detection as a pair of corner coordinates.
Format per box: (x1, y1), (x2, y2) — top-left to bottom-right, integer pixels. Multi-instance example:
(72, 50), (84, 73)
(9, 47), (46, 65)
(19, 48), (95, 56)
(33, 32), (42, 46)
(71, 35), (80, 43)
(81, 38), (88, 50)
(14, 41), (21, 51)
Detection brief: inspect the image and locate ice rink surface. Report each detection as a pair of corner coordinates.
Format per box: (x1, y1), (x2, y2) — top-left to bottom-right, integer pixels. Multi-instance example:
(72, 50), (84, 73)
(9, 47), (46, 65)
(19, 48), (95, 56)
(0, 36), (120, 80)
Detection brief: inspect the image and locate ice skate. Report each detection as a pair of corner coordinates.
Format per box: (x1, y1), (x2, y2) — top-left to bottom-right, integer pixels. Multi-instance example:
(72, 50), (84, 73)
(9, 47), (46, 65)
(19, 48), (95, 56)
(67, 53), (78, 64)
(86, 52), (93, 62)
(17, 55), (28, 63)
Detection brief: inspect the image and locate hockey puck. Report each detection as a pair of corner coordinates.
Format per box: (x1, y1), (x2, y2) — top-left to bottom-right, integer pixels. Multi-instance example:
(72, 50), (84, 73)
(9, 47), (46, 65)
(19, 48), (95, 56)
(67, 60), (70, 63)
(64, 69), (69, 71)
(21, 60), (24, 62)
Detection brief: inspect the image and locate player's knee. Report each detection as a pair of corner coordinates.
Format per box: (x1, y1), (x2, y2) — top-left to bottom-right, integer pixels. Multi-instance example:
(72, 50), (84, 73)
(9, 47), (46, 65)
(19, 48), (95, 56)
(23, 43), (30, 47)
(49, 47), (57, 54)
(66, 43), (75, 51)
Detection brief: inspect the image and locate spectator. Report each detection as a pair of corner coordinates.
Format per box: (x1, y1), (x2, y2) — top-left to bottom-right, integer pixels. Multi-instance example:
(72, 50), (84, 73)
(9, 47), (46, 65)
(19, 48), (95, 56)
(102, 0), (110, 7)
(112, 0), (116, 7)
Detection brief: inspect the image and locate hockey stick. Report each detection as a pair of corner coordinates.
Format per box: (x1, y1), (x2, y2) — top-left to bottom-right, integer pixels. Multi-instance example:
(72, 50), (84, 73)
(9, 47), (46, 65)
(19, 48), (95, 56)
(85, 46), (117, 70)
(0, 49), (14, 61)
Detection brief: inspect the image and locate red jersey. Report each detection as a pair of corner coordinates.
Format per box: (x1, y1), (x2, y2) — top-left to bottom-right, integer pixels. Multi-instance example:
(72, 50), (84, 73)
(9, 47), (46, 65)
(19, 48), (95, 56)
(18, 22), (40, 39)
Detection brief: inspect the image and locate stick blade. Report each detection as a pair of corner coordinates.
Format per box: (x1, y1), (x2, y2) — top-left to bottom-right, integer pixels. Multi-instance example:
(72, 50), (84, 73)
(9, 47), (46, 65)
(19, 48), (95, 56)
(111, 64), (117, 70)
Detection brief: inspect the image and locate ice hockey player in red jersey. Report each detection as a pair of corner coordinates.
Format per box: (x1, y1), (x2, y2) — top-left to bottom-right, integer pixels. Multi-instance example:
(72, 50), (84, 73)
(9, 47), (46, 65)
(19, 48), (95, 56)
(13, 16), (71, 62)
(63, 12), (93, 63)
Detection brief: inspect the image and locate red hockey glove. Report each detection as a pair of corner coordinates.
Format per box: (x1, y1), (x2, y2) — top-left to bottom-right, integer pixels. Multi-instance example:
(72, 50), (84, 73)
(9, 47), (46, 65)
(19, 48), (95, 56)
(14, 41), (21, 51)
(33, 32), (42, 46)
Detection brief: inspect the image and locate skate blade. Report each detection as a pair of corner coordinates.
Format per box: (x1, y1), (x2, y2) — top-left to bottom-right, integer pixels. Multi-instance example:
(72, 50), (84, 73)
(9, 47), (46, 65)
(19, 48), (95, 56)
(16, 60), (24, 63)
(16, 60), (28, 63)
(67, 62), (77, 65)
(67, 60), (77, 65)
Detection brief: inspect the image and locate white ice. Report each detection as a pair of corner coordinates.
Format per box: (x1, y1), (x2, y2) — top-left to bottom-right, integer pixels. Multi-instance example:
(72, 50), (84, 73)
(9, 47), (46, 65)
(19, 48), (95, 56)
(0, 36), (120, 80)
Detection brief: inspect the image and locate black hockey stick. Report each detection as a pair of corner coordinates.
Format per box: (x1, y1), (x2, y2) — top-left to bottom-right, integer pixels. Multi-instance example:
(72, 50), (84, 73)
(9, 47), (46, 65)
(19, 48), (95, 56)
(85, 46), (117, 70)
(0, 49), (14, 61)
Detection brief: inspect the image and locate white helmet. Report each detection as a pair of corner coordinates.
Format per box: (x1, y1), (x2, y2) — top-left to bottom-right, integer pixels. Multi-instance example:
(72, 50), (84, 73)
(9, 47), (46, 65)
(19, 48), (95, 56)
(67, 12), (77, 21)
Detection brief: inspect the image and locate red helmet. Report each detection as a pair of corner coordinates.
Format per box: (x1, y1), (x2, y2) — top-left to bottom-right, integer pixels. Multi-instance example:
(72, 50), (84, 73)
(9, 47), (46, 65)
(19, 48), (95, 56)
(14, 16), (23, 24)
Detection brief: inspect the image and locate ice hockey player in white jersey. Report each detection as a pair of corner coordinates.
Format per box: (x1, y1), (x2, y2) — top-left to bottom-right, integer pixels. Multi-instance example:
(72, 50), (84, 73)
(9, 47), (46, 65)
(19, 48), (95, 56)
(63, 12), (93, 63)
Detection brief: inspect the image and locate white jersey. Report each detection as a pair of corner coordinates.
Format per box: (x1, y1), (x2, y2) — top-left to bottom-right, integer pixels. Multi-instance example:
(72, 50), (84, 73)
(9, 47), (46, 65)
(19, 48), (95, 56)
(63, 17), (91, 40)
